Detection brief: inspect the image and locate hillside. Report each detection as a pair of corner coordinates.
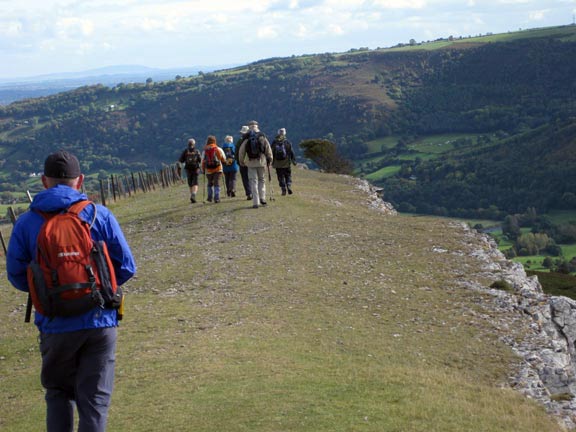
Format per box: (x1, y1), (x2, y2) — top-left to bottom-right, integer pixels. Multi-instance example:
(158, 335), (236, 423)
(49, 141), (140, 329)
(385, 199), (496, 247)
(381, 119), (576, 216)
(0, 169), (570, 431)
(1, 25), (576, 216)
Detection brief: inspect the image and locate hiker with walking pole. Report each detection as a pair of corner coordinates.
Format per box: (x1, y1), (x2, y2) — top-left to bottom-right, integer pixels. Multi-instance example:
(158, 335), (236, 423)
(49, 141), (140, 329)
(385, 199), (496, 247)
(6, 150), (136, 432)
(201, 135), (226, 203)
(267, 164), (275, 201)
(238, 120), (274, 209)
(236, 125), (252, 201)
(202, 170), (206, 203)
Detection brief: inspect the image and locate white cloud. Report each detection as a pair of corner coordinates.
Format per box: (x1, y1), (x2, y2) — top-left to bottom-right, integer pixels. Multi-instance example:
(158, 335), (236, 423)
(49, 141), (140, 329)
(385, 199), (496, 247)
(55, 17), (94, 39)
(0, 0), (572, 78)
(373, 0), (427, 8)
(0, 20), (23, 37)
(323, 0), (365, 9)
(497, 0), (531, 4)
(528, 9), (549, 20)
(257, 25), (278, 39)
(136, 17), (178, 32)
(295, 23), (309, 38)
(328, 23), (344, 35)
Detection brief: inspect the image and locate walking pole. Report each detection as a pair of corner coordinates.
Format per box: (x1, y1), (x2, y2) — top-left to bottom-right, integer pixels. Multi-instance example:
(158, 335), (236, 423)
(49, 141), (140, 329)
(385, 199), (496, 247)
(202, 171), (206, 203)
(222, 172), (228, 198)
(267, 164), (275, 201)
(7, 200), (33, 322)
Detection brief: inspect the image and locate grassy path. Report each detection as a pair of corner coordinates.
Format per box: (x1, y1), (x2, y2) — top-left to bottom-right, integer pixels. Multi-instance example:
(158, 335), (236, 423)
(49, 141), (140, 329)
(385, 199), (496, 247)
(0, 169), (562, 431)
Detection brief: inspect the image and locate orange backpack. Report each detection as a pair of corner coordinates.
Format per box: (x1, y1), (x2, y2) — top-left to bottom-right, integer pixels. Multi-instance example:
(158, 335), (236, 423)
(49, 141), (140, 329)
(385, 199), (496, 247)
(27, 200), (122, 318)
(204, 146), (221, 169)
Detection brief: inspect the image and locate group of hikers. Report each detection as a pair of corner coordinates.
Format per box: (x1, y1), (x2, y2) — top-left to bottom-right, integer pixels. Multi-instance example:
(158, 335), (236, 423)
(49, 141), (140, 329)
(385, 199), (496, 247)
(4, 121), (297, 431)
(178, 120), (297, 209)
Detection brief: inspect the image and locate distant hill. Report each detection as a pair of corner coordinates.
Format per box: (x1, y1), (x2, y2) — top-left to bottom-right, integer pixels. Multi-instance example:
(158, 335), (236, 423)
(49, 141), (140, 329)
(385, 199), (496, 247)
(1, 24), (575, 217)
(0, 64), (236, 105)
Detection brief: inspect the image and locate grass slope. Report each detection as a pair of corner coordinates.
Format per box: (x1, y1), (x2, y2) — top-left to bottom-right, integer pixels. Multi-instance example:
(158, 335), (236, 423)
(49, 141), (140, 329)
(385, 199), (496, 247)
(0, 169), (561, 431)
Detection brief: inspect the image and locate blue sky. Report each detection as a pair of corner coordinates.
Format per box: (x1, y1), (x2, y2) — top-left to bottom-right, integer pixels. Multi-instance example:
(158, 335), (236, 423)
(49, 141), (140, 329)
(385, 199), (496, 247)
(0, 0), (574, 79)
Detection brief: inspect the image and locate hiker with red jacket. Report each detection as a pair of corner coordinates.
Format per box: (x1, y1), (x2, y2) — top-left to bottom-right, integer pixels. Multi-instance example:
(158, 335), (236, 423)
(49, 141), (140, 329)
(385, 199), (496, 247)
(201, 135), (227, 203)
(6, 150), (136, 432)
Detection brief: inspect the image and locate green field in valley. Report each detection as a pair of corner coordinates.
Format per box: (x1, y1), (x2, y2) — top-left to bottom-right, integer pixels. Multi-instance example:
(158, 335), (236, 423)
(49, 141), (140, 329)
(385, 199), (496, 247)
(357, 133), (489, 183)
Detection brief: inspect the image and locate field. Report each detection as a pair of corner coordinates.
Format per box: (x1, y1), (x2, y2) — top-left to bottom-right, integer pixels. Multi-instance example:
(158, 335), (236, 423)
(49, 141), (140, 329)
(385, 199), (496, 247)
(384, 25), (576, 52)
(356, 133), (487, 183)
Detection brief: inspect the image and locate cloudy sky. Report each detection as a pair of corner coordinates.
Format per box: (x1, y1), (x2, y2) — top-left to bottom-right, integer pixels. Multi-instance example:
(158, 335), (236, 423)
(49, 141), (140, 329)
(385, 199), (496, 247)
(0, 0), (574, 79)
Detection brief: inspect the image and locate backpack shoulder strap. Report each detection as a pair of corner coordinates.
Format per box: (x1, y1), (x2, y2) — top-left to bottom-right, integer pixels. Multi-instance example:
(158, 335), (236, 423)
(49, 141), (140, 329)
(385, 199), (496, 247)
(67, 200), (97, 229)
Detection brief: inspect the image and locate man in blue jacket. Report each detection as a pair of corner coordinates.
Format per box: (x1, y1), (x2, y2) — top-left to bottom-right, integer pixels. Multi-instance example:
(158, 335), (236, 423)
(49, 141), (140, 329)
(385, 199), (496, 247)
(7, 150), (137, 432)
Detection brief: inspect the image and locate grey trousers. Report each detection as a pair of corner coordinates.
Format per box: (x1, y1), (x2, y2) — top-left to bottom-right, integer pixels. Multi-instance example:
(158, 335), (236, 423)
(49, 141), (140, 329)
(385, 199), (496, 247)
(248, 166), (266, 206)
(40, 327), (117, 432)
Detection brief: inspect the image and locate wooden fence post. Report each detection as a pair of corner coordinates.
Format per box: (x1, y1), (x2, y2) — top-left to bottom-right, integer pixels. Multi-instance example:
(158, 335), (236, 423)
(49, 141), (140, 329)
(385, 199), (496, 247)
(99, 179), (107, 207)
(110, 174), (117, 202)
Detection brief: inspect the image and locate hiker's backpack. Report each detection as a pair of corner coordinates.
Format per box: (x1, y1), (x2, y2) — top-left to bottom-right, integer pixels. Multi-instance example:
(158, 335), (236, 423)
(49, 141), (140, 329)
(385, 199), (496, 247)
(273, 140), (288, 161)
(204, 146), (221, 169)
(184, 148), (200, 170)
(246, 131), (266, 159)
(223, 145), (235, 166)
(26, 200), (122, 318)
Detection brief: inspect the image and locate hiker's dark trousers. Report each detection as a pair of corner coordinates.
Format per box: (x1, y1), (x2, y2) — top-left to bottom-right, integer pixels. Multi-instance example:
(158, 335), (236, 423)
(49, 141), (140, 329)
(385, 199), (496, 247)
(185, 169), (199, 187)
(275, 167), (292, 190)
(224, 171), (237, 195)
(239, 165), (251, 197)
(40, 327), (117, 432)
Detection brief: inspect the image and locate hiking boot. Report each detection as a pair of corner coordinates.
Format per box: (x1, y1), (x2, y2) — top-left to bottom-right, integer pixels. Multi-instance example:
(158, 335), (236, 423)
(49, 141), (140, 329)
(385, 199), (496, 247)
(190, 197), (196, 204)
(207, 197), (213, 202)
(214, 198), (220, 203)
(281, 188), (287, 196)
(231, 191), (236, 197)
(247, 195), (252, 200)
(252, 204), (259, 209)
(288, 188), (293, 195)
(260, 200), (267, 206)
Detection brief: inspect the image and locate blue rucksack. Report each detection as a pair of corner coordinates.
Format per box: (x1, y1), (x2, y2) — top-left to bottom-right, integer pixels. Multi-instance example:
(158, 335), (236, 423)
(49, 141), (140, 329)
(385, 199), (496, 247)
(273, 140), (288, 161)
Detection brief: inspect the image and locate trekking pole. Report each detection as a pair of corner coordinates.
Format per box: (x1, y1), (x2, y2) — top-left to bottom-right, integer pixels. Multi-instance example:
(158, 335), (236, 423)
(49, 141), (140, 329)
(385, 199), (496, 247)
(267, 164), (275, 201)
(202, 171), (206, 203)
(8, 203), (33, 322)
(24, 191), (34, 322)
(222, 172), (228, 198)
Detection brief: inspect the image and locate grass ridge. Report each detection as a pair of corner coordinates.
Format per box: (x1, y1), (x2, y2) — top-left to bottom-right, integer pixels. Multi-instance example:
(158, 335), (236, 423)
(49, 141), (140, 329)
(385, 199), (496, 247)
(0, 169), (562, 431)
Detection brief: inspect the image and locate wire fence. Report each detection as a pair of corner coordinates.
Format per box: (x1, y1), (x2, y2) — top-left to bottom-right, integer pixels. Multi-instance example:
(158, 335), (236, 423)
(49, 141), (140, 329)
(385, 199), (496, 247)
(0, 163), (184, 258)
(95, 163), (183, 206)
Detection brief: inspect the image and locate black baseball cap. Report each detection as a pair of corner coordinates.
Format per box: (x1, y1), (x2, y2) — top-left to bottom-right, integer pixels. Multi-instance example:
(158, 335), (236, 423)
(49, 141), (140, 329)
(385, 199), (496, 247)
(44, 150), (81, 179)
